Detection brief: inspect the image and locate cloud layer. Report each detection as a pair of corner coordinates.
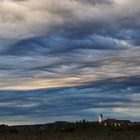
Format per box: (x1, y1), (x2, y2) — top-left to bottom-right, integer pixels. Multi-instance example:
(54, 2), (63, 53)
(0, 0), (140, 39)
(0, 76), (140, 125)
(0, 0), (140, 124)
(0, 0), (140, 90)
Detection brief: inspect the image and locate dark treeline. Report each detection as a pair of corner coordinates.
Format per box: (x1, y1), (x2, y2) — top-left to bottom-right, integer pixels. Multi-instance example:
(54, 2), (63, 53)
(0, 120), (140, 140)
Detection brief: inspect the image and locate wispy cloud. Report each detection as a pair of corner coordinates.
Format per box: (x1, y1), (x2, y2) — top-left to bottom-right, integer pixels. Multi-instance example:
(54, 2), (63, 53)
(0, 76), (140, 125)
(0, 0), (140, 124)
(0, 0), (140, 90)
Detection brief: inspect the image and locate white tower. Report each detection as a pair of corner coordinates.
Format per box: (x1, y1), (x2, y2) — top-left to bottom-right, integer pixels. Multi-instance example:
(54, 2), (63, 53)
(99, 114), (103, 123)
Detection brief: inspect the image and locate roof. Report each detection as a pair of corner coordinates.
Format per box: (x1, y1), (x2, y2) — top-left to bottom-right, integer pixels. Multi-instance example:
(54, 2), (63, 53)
(104, 119), (131, 124)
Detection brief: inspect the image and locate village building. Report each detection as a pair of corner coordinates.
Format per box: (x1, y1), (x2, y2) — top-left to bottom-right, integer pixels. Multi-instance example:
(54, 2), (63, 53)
(98, 114), (132, 127)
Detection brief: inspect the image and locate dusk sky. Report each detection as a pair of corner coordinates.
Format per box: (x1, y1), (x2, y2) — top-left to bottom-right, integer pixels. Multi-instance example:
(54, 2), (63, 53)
(0, 0), (140, 125)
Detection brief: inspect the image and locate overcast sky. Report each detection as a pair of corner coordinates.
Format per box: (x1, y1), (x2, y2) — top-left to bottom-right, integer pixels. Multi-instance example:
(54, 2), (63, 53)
(0, 0), (140, 125)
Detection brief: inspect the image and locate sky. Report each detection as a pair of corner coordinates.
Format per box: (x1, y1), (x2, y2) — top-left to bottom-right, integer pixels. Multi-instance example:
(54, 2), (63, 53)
(0, 0), (140, 125)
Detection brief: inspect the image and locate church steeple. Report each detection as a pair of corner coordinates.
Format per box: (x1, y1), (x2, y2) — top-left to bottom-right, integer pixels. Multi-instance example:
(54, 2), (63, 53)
(99, 114), (103, 123)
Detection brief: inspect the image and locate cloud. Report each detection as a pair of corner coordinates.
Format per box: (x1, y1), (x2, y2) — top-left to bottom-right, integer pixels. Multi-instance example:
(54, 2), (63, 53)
(0, 76), (140, 125)
(0, 45), (139, 90)
(0, 0), (139, 91)
(0, 0), (140, 40)
(0, 0), (140, 124)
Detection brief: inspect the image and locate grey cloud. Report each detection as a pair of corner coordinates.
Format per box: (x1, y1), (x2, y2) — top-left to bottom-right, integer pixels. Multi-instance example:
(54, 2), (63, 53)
(0, 34), (132, 57)
(0, 0), (140, 40)
(0, 44), (139, 89)
(0, 0), (140, 124)
(0, 75), (140, 125)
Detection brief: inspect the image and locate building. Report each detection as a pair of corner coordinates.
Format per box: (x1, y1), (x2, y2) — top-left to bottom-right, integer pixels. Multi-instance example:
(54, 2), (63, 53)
(98, 114), (132, 127)
(103, 119), (131, 127)
(98, 114), (103, 123)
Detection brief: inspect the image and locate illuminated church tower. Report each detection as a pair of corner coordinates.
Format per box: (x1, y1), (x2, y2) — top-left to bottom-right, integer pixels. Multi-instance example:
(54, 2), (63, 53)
(99, 114), (103, 123)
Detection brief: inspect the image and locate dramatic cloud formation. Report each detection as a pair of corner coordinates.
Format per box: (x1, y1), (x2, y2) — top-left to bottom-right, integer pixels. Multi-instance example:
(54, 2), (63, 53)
(0, 0), (140, 124)
(0, 76), (140, 125)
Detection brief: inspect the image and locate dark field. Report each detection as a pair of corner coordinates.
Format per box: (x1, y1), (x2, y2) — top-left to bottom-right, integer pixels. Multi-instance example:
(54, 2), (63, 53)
(0, 121), (140, 140)
(0, 130), (140, 140)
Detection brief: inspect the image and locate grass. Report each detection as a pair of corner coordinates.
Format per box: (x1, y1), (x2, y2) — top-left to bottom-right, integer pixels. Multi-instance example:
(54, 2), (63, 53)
(0, 121), (140, 140)
(0, 128), (140, 140)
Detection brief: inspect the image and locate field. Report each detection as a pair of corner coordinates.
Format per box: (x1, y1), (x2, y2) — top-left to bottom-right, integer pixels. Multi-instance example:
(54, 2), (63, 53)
(0, 129), (140, 140)
(0, 121), (140, 140)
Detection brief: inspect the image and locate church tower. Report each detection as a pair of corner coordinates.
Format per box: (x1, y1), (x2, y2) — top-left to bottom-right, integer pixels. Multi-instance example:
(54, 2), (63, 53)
(99, 114), (103, 123)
